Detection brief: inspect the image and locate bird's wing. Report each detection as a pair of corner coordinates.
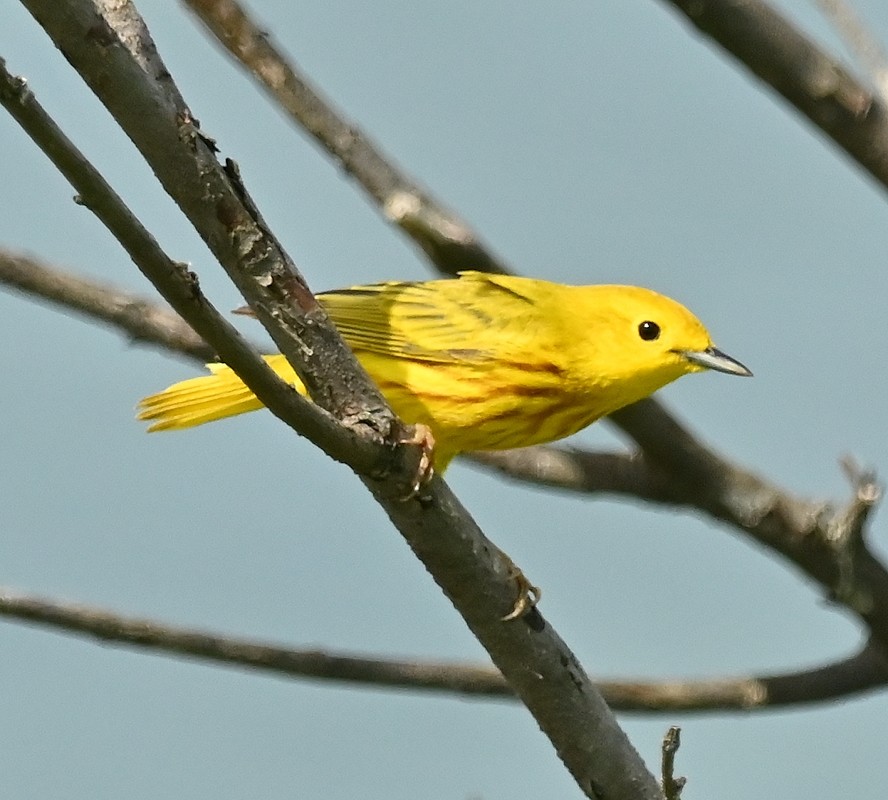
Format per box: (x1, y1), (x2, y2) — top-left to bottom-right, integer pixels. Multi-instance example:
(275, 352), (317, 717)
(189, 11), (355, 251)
(319, 272), (545, 365)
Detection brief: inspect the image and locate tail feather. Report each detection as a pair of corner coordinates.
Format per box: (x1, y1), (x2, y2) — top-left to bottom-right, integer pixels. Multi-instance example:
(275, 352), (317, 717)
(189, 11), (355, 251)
(137, 355), (301, 431)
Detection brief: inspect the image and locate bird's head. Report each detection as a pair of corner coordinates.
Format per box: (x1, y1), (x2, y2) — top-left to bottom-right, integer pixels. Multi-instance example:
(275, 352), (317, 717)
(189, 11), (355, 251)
(570, 285), (751, 409)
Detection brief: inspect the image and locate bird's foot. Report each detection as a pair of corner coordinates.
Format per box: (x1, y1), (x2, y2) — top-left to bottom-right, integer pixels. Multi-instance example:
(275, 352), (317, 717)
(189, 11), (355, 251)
(500, 554), (541, 621)
(399, 423), (436, 501)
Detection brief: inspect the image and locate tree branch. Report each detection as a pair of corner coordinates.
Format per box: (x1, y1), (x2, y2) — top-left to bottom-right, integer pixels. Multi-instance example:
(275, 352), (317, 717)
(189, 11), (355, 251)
(173, 0), (888, 635)
(181, 0), (511, 277)
(3, 586), (886, 712)
(659, 0), (888, 193)
(7, 3), (665, 796)
(0, 55), (383, 475)
(7, 0), (888, 785)
(660, 727), (686, 800)
(5, 248), (888, 663)
(0, 248), (213, 361)
(474, 413), (888, 651)
(175, 0), (888, 641)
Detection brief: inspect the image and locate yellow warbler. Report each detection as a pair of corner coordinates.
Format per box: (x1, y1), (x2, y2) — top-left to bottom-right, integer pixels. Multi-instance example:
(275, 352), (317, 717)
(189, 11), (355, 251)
(138, 271), (750, 470)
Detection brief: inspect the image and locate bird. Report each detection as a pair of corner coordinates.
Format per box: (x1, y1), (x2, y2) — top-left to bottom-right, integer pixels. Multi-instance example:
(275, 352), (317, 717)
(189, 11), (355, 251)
(137, 271), (751, 473)
(138, 271), (751, 620)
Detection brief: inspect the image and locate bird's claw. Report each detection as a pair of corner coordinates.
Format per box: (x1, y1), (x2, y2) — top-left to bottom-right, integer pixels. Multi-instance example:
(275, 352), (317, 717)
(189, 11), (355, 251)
(399, 423), (436, 501)
(501, 559), (541, 621)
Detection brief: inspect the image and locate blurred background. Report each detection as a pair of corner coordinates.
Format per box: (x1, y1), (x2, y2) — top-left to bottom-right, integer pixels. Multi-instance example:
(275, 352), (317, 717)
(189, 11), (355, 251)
(2, 1), (887, 797)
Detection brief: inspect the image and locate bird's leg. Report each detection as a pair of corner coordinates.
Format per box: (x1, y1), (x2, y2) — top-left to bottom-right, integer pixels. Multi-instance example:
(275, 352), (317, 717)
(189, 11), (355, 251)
(398, 423), (436, 501)
(497, 548), (542, 621)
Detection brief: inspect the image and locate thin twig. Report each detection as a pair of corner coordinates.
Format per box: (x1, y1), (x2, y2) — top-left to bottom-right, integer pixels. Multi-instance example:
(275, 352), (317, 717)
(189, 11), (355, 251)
(660, 727), (686, 800)
(476, 416), (888, 652)
(3, 587), (886, 712)
(0, 248), (213, 361)
(660, 0), (888, 194)
(0, 56), (382, 475)
(182, 0), (511, 277)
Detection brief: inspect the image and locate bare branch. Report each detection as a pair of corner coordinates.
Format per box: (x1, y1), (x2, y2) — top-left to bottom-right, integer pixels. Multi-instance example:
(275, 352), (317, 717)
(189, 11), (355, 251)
(660, 0), (888, 194)
(181, 0), (511, 277)
(181, 0), (888, 645)
(176, 0), (888, 649)
(6, 248), (888, 667)
(7, 3), (666, 795)
(0, 56), (382, 475)
(6, 0), (888, 783)
(0, 248), (213, 361)
(0, 587), (514, 697)
(602, 639), (888, 711)
(469, 447), (675, 500)
(3, 586), (886, 712)
(4, 249), (888, 716)
(475, 409), (888, 654)
(660, 728), (686, 800)
(8, 2), (407, 470)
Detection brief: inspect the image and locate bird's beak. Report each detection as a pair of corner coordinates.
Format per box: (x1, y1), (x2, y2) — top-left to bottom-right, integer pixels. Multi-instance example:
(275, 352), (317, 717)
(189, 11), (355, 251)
(678, 346), (752, 377)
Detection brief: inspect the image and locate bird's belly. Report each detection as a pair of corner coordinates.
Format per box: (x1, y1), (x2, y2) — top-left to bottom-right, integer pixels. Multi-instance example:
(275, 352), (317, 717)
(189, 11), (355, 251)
(363, 355), (601, 455)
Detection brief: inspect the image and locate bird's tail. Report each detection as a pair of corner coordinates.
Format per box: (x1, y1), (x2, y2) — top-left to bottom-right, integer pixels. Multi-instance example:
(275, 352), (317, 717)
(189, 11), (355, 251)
(137, 355), (302, 431)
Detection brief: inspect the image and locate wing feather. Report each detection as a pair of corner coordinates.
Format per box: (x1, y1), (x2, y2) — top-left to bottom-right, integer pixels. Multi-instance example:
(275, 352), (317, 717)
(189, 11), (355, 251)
(318, 271), (549, 365)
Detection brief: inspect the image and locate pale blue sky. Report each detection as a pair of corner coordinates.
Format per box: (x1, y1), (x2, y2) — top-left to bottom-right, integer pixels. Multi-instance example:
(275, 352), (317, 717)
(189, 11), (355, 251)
(2, 1), (888, 798)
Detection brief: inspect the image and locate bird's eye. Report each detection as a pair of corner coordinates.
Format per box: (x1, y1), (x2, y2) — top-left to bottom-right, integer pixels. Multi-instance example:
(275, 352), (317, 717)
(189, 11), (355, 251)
(638, 320), (661, 341)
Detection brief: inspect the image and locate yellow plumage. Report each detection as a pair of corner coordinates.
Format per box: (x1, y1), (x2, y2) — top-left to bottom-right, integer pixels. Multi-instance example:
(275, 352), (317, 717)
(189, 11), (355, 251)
(137, 272), (750, 471)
